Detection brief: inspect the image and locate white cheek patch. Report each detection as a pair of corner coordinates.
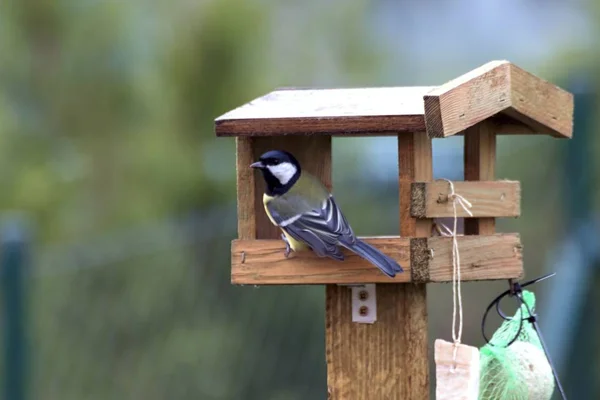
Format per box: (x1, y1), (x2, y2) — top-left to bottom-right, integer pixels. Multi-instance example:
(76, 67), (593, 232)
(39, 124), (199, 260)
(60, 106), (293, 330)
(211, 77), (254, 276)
(267, 162), (297, 185)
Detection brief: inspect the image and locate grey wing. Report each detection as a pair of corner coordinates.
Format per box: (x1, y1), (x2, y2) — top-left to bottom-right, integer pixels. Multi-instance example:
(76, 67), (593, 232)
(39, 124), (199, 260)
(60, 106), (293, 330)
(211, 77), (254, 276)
(267, 194), (356, 259)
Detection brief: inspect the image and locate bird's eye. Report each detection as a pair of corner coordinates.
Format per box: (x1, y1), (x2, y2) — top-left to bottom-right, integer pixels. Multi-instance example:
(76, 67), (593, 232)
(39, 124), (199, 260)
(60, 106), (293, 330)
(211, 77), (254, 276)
(272, 159), (280, 165)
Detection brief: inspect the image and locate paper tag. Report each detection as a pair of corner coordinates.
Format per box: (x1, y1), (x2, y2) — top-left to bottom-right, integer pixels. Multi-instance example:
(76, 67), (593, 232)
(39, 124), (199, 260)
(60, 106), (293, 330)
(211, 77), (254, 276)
(435, 339), (480, 400)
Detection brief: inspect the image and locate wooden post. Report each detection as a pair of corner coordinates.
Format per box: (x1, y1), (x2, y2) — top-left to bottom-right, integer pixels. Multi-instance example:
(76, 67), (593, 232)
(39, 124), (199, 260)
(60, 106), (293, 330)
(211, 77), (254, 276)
(398, 131), (433, 398)
(464, 121), (496, 235)
(326, 282), (422, 398)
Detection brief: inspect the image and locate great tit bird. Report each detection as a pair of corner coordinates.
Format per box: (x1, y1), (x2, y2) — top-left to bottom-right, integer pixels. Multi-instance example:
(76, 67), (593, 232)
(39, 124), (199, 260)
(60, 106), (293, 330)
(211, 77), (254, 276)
(250, 149), (403, 278)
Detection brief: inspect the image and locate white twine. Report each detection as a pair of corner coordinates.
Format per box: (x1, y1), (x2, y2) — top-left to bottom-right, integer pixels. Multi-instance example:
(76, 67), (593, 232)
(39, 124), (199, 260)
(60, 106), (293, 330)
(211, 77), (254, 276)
(437, 179), (473, 369)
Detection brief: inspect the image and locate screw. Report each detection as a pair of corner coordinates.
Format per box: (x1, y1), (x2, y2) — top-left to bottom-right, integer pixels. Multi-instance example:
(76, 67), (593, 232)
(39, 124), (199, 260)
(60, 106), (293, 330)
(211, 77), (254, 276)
(359, 306), (369, 316)
(358, 290), (368, 301)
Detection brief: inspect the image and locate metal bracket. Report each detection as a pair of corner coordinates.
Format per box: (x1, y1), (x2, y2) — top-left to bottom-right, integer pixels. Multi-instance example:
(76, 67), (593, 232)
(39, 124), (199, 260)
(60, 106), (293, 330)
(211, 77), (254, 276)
(350, 284), (377, 324)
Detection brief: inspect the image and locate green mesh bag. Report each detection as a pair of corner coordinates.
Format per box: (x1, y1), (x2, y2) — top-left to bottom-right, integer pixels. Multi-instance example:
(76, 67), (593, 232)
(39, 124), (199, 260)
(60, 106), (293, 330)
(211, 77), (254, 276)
(479, 290), (555, 400)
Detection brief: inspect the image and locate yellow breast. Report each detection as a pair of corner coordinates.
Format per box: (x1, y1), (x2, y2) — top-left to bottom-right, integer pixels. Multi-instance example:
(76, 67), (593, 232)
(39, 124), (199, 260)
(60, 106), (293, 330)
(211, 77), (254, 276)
(262, 193), (308, 252)
(263, 194), (278, 225)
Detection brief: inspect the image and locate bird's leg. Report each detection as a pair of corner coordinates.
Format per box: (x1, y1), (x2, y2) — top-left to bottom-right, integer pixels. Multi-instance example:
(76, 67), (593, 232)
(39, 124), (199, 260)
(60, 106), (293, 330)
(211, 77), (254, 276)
(281, 233), (292, 258)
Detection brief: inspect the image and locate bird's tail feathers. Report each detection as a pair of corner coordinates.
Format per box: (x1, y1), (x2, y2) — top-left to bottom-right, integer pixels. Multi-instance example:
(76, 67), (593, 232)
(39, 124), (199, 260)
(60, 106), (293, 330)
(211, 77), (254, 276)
(340, 239), (403, 278)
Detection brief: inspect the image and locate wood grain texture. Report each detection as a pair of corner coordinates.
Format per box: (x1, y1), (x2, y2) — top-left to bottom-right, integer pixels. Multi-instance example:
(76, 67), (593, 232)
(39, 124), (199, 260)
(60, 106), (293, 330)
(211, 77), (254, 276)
(231, 235), (524, 284)
(435, 340), (480, 400)
(233, 237), (410, 284)
(427, 234), (523, 282)
(423, 60), (573, 139)
(505, 63), (574, 138)
(399, 132), (433, 237)
(411, 180), (520, 218)
(398, 131), (432, 399)
(424, 61), (511, 139)
(464, 121), (496, 235)
(236, 137), (257, 239)
(326, 284), (411, 399)
(215, 87), (432, 136)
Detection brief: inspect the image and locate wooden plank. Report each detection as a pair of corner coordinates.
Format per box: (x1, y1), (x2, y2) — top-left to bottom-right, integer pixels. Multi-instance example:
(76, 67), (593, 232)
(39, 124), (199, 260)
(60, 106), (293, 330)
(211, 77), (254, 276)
(464, 121), (496, 235)
(423, 60), (573, 139)
(231, 234), (523, 284)
(426, 234), (522, 282)
(435, 340), (480, 400)
(505, 63), (574, 138)
(411, 180), (520, 218)
(215, 86), (433, 136)
(233, 237), (410, 284)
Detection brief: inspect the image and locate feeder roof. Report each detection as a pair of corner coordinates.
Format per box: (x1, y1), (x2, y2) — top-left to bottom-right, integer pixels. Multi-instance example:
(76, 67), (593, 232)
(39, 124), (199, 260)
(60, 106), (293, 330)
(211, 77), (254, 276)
(215, 60), (573, 139)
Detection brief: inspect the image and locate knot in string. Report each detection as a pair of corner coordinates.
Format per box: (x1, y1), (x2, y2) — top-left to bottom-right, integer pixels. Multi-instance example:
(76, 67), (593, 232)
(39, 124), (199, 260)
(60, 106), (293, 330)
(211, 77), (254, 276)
(446, 183), (473, 218)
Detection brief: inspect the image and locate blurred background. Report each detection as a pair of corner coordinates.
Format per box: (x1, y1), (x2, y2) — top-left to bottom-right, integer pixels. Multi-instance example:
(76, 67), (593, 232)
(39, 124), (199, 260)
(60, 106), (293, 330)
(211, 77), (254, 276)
(0, 0), (598, 399)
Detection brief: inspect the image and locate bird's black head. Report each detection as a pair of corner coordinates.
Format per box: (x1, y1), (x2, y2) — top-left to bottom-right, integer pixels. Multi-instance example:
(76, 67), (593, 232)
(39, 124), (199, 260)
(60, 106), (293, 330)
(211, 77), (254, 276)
(250, 150), (301, 196)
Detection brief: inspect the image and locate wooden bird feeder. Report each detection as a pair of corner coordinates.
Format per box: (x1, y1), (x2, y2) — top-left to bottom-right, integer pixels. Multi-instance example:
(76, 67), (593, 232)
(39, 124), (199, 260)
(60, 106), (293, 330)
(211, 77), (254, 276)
(214, 60), (574, 399)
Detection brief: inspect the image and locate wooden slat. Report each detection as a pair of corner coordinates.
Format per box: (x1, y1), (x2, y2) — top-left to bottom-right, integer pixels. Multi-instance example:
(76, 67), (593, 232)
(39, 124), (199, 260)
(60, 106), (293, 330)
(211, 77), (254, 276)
(231, 234), (523, 287)
(423, 60), (573, 139)
(232, 237), (409, 284)
(464, 121), (496, 235)
(426, 234), (522, 282)
(215, 87), (433, 136)
(411, 180), (520, 218)
(230, 235), (523, 285)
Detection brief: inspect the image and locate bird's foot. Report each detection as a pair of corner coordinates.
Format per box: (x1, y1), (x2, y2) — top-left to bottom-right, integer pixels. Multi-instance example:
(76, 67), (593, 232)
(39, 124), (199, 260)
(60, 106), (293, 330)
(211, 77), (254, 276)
(281, 233), (292, 258)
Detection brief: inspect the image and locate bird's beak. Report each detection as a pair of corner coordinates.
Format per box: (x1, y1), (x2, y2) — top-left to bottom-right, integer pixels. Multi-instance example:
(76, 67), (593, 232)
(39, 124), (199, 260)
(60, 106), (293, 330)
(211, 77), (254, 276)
(250, 161), (264, 169)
